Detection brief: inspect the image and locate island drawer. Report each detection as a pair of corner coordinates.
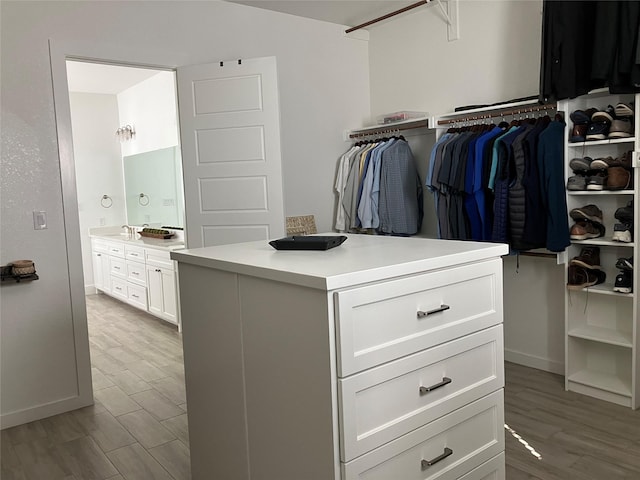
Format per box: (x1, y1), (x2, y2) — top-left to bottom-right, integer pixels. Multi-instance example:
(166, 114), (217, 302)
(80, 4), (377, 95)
(334, 259), (503, 376)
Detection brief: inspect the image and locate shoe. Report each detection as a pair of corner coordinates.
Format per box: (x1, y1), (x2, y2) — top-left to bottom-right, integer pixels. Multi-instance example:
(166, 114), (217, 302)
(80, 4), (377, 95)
(591, 105), (615, 123)
(589, 156), (615, 170)
(613, 270), (633, 294)
(570, 109), (593, 125)
(603, 151), (633, 169)
(608, 118), (633, 138)
(567, 174), (587, 191)
(570, 124), (589, 143)
(615, 102), (634, 117)
(607, 166), (632, 190)
(615, 201), (634, 223)
(586, 122), (610, 140)
(615, 256), (634, 271)
(586, 171), (607, 190)
(567, 265), (606, 290)
(569, 204), (604, 224)
(570, 221), (604, 240)
(612, 223), (633, 243)
(570, 246), (602, 269)
(569, 157), (593, 172)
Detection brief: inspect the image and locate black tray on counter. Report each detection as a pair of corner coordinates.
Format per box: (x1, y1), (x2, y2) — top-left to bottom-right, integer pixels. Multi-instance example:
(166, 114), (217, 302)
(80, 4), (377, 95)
(269, 235), (347, 251)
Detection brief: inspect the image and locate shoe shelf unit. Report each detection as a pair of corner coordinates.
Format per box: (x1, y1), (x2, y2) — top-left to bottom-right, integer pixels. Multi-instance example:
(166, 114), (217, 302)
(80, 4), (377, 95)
(559, 89), (639, 408)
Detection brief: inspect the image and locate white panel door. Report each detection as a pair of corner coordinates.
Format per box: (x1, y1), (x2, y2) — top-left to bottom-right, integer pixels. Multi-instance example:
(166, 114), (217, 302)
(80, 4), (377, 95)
(177, 57), (285, 248)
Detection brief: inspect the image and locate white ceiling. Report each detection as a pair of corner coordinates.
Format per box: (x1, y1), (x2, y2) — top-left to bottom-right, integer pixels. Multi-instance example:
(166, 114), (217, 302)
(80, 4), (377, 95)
(66, 61), (165, 95)
(226, 0), (419, 28)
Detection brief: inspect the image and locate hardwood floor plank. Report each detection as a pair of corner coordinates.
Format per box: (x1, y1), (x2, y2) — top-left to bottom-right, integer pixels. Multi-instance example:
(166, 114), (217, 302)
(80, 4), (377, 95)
(130, 389), (185, 421)
(149, 439), (191, 480)
(3, 421), (47, 445)
(117, 410), (176, 449)
(161, 414), (189, 447)
(94, 386), (142, 417)
(73, 411), (136, 453)
(40, 412), (87, 444)
(92, 368), (115, 391)
(125, 359), (168, 382)
(150, 377), (186, 406)
(106, 443), (174, 480)
(13, 437), (74, 480)
(55, 436), (119, 479)
(106, 370), (152, 396)
(92, 354), (127, 376)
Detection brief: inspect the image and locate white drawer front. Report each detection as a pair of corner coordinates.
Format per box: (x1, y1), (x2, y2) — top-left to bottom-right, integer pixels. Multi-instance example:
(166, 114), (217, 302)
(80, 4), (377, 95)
(342, 390), (504, 480)
(459, 453), (504, 480)
(107, 242), (125, 258)
(125, 245), (145, 262)
(110, 257), (126, 278)
(339, 326), (504, 461)
(127, 283), (148, 311)
(145, 248), (174, 270)
(127, 261), (147, 286)
(91, 239), (108, 253)
(110, 277), (128, 301)
(335, 259), (503, 376)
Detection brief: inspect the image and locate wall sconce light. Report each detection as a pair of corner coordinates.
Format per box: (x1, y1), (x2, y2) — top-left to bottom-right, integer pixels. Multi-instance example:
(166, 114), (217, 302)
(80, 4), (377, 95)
(116, 125), (135, 141)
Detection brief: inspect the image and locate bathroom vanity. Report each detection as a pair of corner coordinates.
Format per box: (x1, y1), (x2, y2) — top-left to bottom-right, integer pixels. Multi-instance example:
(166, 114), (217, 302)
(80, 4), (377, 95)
(172, 234), (508, 480)
(89, 227), (184, 328)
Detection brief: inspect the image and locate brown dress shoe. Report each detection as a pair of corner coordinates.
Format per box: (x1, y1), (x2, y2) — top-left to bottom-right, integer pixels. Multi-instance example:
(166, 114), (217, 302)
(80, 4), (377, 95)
(607, 166), (632, 190)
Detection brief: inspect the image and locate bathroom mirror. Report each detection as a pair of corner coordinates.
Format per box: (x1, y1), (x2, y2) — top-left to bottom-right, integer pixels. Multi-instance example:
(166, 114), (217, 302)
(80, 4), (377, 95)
(123, 146), (184, 227)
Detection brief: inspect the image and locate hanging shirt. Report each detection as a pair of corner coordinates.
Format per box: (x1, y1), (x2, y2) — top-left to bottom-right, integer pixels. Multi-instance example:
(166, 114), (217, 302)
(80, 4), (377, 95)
(334, 146), (359, 231)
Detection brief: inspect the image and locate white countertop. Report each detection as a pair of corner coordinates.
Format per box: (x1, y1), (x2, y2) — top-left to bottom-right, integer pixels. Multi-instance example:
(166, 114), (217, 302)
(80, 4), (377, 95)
(89, 227), (184, 251)
(171, 234), (508, 290)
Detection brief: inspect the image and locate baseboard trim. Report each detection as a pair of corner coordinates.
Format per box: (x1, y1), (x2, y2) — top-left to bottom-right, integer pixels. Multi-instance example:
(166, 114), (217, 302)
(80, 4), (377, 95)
(1, 394), (93, 430)
(505, 349), (564, 375)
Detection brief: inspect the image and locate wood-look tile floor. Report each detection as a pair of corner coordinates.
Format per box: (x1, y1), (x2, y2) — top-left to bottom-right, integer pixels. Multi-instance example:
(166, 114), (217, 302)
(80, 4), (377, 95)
(3, 296), (640, 479)
(1, 293), (190, 480)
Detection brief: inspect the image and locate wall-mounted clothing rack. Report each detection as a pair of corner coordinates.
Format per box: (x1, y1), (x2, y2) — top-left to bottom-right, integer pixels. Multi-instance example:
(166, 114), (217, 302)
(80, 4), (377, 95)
(345, 0), (458, 40)
(437, 102), (557, 126)
(348, 117), (430, 139)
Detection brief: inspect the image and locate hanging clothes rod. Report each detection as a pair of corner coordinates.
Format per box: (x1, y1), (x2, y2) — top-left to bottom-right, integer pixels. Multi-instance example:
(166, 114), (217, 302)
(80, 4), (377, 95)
(349, 119), (430, 139)
(437, 103), (557, 125)
(346, 0), (430, 34)
(518, 251), (558, 259)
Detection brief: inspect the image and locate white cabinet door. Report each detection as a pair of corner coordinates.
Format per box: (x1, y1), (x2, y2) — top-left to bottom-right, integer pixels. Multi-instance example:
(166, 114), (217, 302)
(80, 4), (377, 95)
(177, 57), (285, 248)
(146, 265), (164, 318)
(146, 265), (178, 325)
(92, 251), (104, 291)
(161, 268), (177, 324)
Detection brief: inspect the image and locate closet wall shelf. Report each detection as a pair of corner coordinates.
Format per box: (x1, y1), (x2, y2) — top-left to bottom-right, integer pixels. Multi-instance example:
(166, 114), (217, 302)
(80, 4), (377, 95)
(568, 138), (634, 147)
(568, 326), (633, 348)
(571, 239), (635, 247)
(346, 117), (430, 140)
(568, 190), (635, 196)
(569, 284), (634, 298)
(568, 371), (632, 398)
(437, 101), (556, 126)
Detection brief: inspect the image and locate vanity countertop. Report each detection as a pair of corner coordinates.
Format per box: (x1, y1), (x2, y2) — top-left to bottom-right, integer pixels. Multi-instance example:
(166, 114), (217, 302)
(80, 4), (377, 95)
(89, 227), (184, 251)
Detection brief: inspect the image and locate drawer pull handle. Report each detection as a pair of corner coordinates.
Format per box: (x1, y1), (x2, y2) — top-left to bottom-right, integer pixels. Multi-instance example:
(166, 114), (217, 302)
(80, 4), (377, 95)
(421, 447), (453, 469)
(419, 377), (451, 394)
(417, 304), (450, 318)
(132, 272), (139, 275)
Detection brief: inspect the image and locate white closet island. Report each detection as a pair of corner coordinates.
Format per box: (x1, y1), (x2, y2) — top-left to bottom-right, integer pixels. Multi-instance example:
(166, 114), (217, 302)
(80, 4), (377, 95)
(172, 234), (508, 480)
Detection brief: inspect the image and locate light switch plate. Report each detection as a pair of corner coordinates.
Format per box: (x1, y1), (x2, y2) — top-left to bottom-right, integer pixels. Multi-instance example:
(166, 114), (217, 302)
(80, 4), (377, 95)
(33, 210), (47, 230)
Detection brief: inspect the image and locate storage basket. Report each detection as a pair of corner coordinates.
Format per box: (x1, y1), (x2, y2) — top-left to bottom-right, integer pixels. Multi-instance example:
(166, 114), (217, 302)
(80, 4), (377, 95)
(286, 215), (317, 235)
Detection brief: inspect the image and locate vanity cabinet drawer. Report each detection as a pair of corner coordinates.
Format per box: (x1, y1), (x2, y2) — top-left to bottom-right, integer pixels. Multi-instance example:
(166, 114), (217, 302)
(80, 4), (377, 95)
(339, 326), (504, 461)
(127, 283), (148, 311)
(126, 261), (146, 286)
(145, 248), (174, 270)
(341, 390), (504, 480)
(459, 453), (505, 480)
(106, 242), (125, 258)
(335, 259), (503, 376)
(110, 277), (128, 301)
(91, 239), (109, 254)
(110, 257), (126, 278)
(125, 245), (145, 262)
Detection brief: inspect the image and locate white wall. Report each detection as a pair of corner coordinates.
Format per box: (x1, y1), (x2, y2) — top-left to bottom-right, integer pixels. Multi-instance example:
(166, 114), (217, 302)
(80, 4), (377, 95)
(367, 0), (565, 373)
(69, 92), (127, 293)
(0, 0), (370, 427)
(369, 0), (543, 119)
(117, 71), (179, 157)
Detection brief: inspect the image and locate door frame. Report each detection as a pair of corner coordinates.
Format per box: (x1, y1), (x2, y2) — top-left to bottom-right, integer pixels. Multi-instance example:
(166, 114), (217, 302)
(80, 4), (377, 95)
(49, 39), (183, 414)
